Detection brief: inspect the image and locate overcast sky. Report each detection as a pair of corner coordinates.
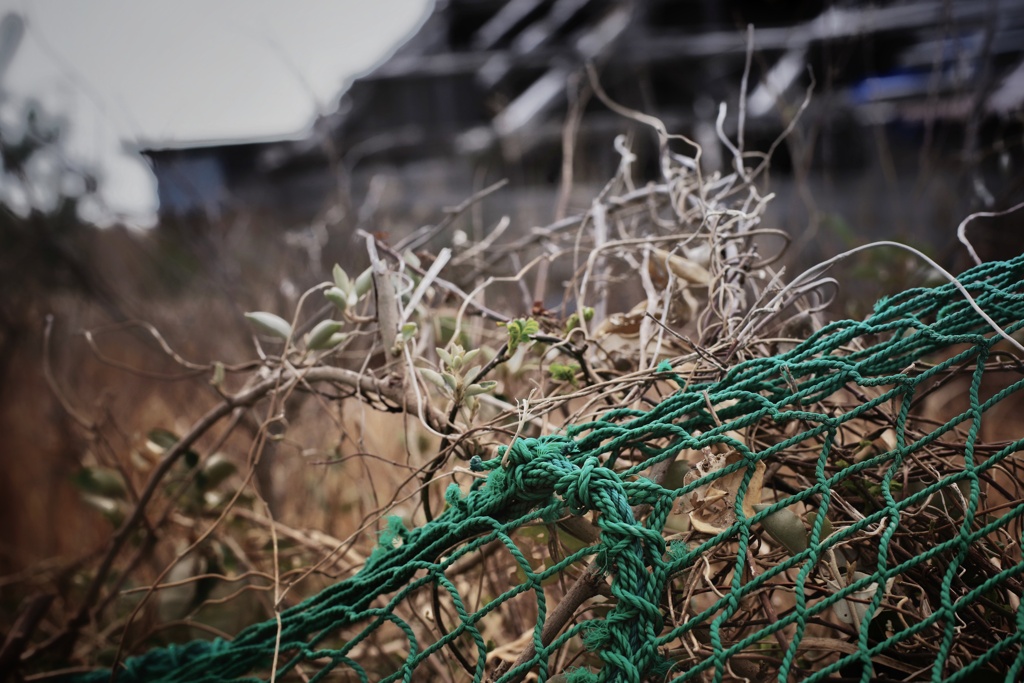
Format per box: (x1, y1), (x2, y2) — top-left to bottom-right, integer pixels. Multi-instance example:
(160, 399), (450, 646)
(0, 0), (431, 226)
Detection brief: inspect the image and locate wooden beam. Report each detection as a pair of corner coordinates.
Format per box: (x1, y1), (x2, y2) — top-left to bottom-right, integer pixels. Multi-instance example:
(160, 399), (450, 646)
(472, 0), (547, 51)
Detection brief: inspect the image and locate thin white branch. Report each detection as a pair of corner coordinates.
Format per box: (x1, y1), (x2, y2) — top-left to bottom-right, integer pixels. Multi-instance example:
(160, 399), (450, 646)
(402, 248), (451, 323)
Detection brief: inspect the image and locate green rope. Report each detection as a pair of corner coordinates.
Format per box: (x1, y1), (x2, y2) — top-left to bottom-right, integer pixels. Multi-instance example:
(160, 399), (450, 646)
(64, 255), (1024, 682)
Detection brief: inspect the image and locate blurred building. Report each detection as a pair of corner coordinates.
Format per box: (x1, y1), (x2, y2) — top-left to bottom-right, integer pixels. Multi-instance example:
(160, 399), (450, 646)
(139, 0), (1024, 264)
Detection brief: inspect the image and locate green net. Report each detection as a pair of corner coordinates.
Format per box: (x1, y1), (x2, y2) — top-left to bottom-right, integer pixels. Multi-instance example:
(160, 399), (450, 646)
(68, 255), (1024, 682)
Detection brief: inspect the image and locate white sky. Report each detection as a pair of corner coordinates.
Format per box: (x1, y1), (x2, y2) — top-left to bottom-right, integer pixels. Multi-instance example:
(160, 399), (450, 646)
(0, 0), (432, 226)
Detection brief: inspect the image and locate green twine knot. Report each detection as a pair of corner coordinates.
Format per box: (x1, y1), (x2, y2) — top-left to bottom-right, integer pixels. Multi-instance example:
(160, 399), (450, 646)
(559, 455), (622, 516)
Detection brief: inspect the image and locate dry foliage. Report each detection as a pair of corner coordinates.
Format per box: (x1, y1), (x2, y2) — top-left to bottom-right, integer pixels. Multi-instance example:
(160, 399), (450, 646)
(4, 75), (1023, 683)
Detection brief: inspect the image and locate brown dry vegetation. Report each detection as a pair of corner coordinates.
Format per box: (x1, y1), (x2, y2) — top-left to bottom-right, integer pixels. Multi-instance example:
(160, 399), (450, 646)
(2, 83), (1024, 683)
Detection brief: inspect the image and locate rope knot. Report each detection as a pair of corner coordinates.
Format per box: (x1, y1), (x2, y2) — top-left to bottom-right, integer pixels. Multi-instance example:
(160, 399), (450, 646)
(560, 456), (620, 515)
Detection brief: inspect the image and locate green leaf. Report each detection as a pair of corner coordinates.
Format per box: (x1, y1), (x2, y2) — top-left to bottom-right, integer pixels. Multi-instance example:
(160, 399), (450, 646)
(324, 286), (349, 313)
(332, 264), (351, 293)
(80, 493), (125, 526)
(503, 317), (540, 354)
(805, 510), (835, 541)
(72, 467), (127, 499)
(829, 571), (894, 626)
(305, 319), (343, 350)
(461, 348), (481, 368)
(147, 428), (181, 452)
(200, 454), (236, 490)
(420, 368), (449, 391)
(145, 428), (201, 473)
(402, 249), (421, 269)
(564, 306), (595, 333)
(463, 380), (497, 397)
(244, 312), (292, 340)
(549, 363), (580, 385)
(354, 267), (373, 297)
(662, 461), (691, 491)
(755, 503), (808, 556)
(323, 332), (349, 349)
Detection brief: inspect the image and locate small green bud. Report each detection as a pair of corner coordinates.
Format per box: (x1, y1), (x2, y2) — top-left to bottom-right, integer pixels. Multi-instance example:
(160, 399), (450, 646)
(210, 361), (225, 388)
(393, 322), (418, 353)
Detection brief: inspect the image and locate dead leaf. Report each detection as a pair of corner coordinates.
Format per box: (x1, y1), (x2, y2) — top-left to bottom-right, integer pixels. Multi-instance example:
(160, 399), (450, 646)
(650, 248), (712, 286)
(684, 448), (765, 535)
(594, 301), (649, 338)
